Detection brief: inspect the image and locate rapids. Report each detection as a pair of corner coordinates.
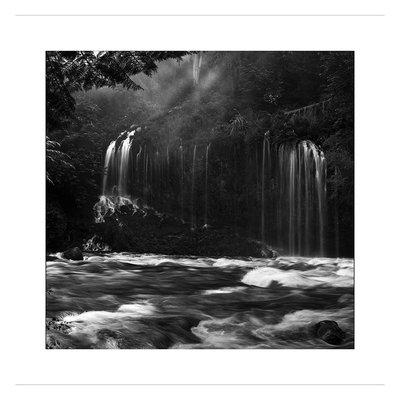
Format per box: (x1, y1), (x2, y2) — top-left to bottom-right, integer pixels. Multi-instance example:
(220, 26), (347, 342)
(46, 253), (354, 349)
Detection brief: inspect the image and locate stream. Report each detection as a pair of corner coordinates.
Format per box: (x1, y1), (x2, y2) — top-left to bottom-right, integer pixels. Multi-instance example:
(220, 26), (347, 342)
(46, 253), (354, 349)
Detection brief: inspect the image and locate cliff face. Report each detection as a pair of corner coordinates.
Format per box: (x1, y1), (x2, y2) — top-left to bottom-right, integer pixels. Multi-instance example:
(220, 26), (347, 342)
(89, 198), (275, 258)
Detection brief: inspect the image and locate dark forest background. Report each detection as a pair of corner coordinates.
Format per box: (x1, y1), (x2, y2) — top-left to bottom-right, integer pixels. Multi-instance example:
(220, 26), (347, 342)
(46, 51), (354, 256)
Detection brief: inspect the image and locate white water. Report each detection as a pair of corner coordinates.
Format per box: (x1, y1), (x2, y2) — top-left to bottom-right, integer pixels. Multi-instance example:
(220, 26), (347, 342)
(117, 135), (132, 197)
(47, 253), (353, 349)
(102, 140), (116, 195)
(278, 141), (327, 256)
(242, 257), (353, 288)
(193, 53), (203, 84)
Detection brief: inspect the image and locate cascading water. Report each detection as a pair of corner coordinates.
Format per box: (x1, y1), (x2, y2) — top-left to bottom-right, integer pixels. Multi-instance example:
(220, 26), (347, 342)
(278, 140), (327, 256)
(102, 140), (116, 195)
(193, 53), (203, 84)
(260, 133), (270, 242)
(97, 131), (328, 256)
(117, 135), (133, 197)
(136, 145), (142, 185)
(204, 143), (211, 228)
(143, 146), (148, 201)
(333, 166), (340, 257)
(100, 131), (136, 198)
(314, 146), (326, 255)
(166, 145), (170, 189)
(191, 145), (197, 230)
(180, 143), (184, 220)
(303, 141), (310, 254)
(288, 149), (296, 254)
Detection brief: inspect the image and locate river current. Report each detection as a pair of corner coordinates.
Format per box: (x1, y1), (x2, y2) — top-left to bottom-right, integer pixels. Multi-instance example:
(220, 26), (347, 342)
(46, 253), (354, 349)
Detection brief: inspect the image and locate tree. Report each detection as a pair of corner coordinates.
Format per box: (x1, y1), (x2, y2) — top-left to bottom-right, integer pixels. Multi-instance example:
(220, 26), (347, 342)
(46, 51), (189, 131)
(46, 51), (189, 182)
(46, 51), (189, 249)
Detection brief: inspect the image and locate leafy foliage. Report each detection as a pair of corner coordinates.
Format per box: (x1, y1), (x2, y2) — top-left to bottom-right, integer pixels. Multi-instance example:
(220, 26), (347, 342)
(46, 51), (189, 250)
(46, 51), (189, 130)
(46, 51), (354, 255)
(46, 137), (74, 184)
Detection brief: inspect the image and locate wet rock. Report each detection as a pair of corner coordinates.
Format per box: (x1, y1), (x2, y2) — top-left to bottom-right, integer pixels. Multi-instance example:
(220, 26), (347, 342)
(46, 318), (71, 333)
(46, 255), (60, 261)
(312, 320), (345, 345)
(46, 319), (73, 349)
(62, 247), (83, 260)
(83, 235), (111, 252)
(95, 201), (277, 258)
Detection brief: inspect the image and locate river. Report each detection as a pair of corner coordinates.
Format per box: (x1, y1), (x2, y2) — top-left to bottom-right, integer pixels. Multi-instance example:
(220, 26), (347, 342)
(46, 253), (354, 349)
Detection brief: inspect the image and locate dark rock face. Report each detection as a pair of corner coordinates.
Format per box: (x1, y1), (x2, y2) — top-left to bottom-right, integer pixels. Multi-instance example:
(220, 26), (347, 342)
(312, 320), (345, 345)
(46, 255), (60, 262)
(62, 247), (83, 261)
(94, 201), (276, 258)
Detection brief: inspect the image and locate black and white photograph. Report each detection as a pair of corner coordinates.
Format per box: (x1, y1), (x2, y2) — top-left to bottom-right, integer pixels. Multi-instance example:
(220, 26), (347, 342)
(3, 2), (399, 398)
(46, 51), (354, 349)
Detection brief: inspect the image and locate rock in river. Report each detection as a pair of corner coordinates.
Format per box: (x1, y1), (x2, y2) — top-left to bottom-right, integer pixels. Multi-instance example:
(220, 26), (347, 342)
(312, 320), (346, 345)
(62, 247), (83, 261)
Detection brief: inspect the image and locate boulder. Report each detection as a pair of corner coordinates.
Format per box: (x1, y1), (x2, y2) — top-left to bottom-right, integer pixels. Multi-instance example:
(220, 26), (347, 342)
(312, 320), (345, 345)
(62, 247), (83, 261)
(46, 255), (60, 261)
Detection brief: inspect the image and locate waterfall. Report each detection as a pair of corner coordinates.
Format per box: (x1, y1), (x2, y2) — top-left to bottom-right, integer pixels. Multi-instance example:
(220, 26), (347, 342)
(204, 143), (211, 227)
(288, 149), (296, 254)
(278, 140), (327, 256)
(260, 134), (268, 242)
(97, 132), (329, 256)
(166, 145), (170, 188)
(102, 133), (133, 197)
(191, 145), (197, 229)
(180, 143), (184, 220)
(313, 146), (326, 255)
(334, 167), (340, 257)
(296, 145), (302, 252)
(155, 150), (160, 198)
(136, 145), (142, 186)
(143, 146), (148, 202)
(303, 141), (310, 255)
(193, 53), (203, 84)
(102, 140), (116, 195)
(117, 136), (132, 197)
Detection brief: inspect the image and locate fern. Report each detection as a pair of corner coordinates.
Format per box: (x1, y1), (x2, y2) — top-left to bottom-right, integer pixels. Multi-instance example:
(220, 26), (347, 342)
(46, 137), (74, 183)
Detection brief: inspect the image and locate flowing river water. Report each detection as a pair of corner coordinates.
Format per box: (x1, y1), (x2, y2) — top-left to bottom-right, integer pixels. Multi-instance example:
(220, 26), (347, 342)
(46, 253), (354, 349)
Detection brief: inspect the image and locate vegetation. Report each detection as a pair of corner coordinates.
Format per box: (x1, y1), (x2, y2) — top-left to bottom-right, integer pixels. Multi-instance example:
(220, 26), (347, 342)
(46, 51), (353, 255)
(46, 51), (189, 248)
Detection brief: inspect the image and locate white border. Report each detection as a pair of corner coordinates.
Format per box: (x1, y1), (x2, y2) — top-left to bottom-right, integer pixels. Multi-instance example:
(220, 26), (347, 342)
(11, 0), (389, 16)
(2, 2), (400, 399)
